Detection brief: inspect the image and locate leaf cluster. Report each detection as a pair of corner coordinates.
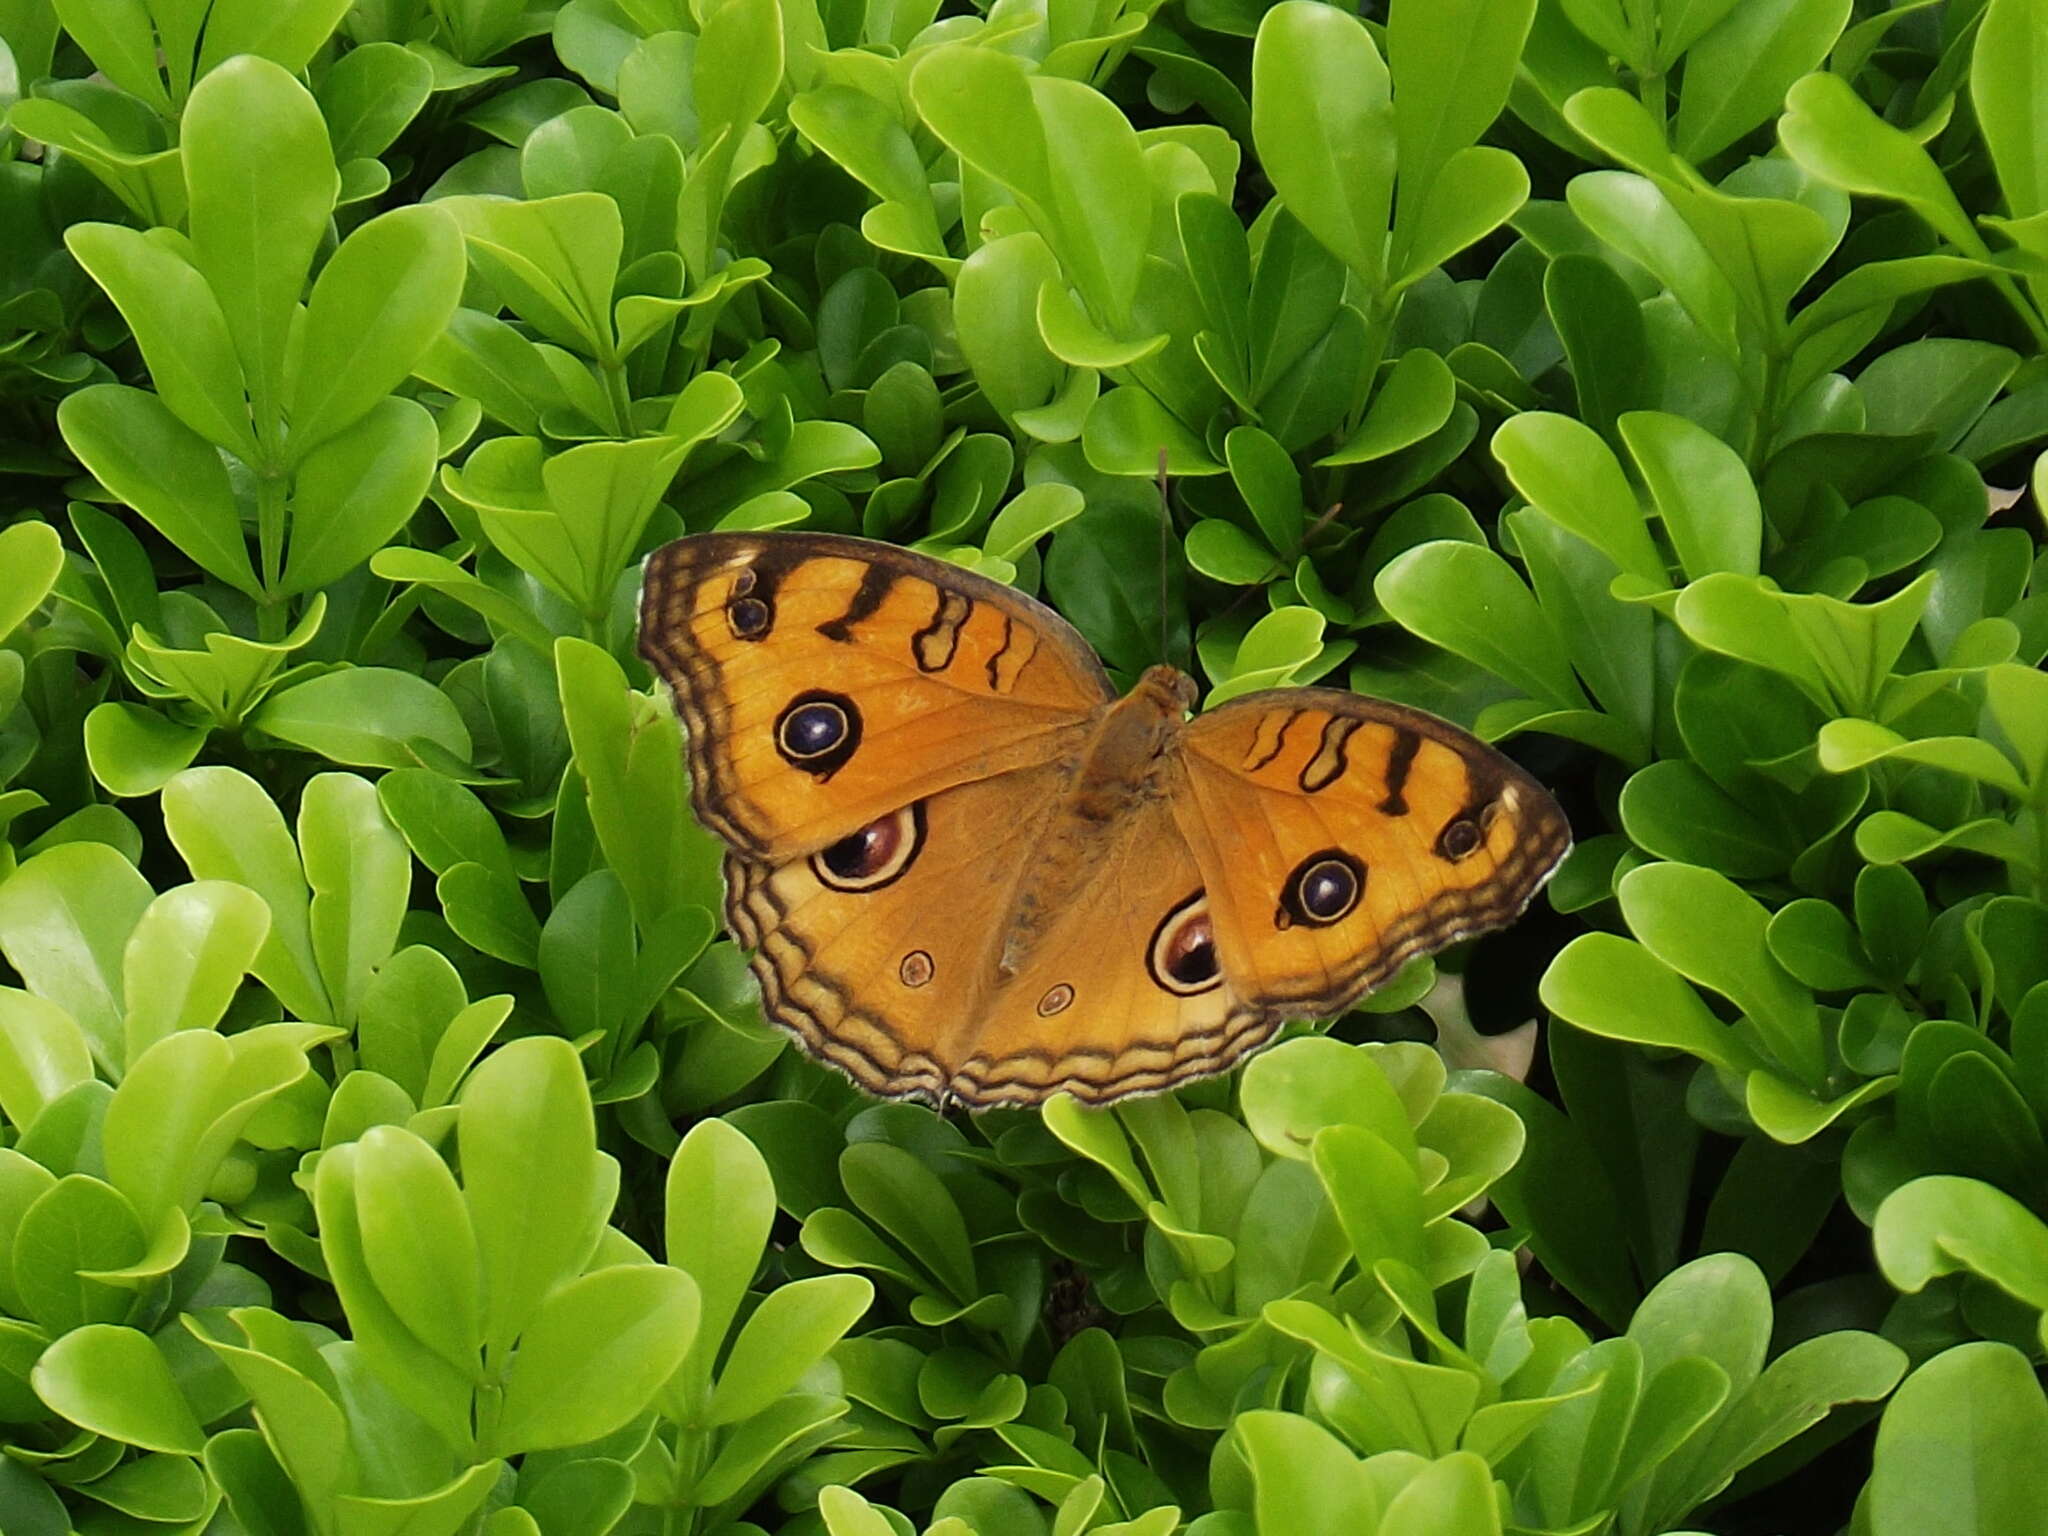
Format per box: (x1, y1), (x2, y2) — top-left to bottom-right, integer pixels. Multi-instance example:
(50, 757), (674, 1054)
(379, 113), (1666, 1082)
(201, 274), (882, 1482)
(1, 0), (2047, 1532)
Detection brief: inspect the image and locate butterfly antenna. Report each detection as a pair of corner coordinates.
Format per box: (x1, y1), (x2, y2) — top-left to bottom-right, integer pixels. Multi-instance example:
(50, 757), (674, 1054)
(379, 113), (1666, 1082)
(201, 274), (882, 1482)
(1156, 448), (1172, 668)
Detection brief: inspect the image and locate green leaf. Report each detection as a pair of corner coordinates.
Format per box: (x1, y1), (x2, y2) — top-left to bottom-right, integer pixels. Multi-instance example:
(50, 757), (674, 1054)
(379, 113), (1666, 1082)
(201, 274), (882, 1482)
(1252, 2), (1395, 289)
(1240, 1036), (1417, 1164)
(280, 398), (440, 597)
(0, 841), (153, 1070)
(1619, 760), (1788, 878)
(253, 667), (472, 770)
(376, 770), (516, 884)
(841, 1142), (978, 1304)
(1546, 255), (1647, 445)
(1779, 72), (1984, 257)
(1817, 718), (2029, 797)
(182, 56), (339, 428)
(1186, 520), (1276, 586)
(1766, 898), (1880, 991)
(1876, 1173), (2048, 1330)
(1541, 934), (1760, 1072)
(955, 233), (1065, 419)
(104, 1025), (313, 1236)
(1867, 1342), (2048, 1535)
(1225, 425), (1304, 554)
(122, 880), (270, 1062)
(320, 40), (435, 162)
(367, 547), (557, 655)
(194, 0), (355, 76)
(84, 704), (210, 800)
(1082, 387), (1222, 475)
(1238, 1411), (1384, 1531)
(1567, 171), (1740, 356)
(200, 1336), (351, 1517)
(445, 192), (622, 356)
(459, 1037), (616, 1357)
(1319, 350), (1456, 467)
(64, 223), (254, 458)
(1311, 1123), (1426, 1276)
(13, 1173), (146, 1330)
(1382, 1451), (1501, 1536)
(709, 1272), (872, 1425)
(352, 1124), (484, 1374)
(1617, 864), (1824, 1084)
(1986, 664), (2048, 789)
(1394, 146), (1530, 287)
(985, 484), (1085, 561)
(1389, 0), (1535, 244)
(57, 387), (260, 597)
(1494, 412), (1667, 588)
(1376, 540), (1584, 706)
(556, 637), (724, 927)
(1858, 339), (2020, 453)
(0, 522), (64, 640)
(1674, 0), (1850, 163)
(1673, 571), (1933, 715)
(32, 1325), (206, 1453)
(1974, 0), (2048, 220)
(162, 768), (329, 1024)
(49, 0), (170, 110)
(1619, 411), (1760, 580)
(496, 1262), (699, 1454)
(790, 87), (945, 262)
(286, 205), (464, 462)
(0, 992), (93, 1133)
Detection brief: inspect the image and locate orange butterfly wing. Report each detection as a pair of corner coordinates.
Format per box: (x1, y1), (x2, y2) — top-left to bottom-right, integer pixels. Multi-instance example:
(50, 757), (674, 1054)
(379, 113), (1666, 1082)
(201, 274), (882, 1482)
(637, 531), (1113, 858)
(1173, 689), (1572, 1016)
(722, 763), (1272, 1106)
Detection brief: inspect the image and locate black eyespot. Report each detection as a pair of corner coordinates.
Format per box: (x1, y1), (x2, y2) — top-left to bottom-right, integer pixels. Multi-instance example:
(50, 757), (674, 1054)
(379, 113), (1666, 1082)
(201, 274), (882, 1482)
(1148, 891), (1222, 996)
(775, 691), (861, 777)
(722, 558), (780, 639)
(1280, 850), (1365, 928)
(1438, 815), (1485, 861)
(779, 700), (847, 757)
(813, 803), (926, 892)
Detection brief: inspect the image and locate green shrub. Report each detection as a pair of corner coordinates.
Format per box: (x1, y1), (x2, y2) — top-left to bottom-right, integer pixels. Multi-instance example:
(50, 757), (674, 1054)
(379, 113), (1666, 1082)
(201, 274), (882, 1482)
(1, 0), (2046, 1532)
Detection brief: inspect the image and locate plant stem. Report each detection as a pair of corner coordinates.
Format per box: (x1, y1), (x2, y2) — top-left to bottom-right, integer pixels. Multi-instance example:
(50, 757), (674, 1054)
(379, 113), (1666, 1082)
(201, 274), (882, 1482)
(2032, 802), (2047, 904)
(1990, 274), (2048, 355)
(603, 357), (636, 439)
(1337, 295), (1396, 444)
(255, 472), (288, 637)
(1637, 69), (1667, 131)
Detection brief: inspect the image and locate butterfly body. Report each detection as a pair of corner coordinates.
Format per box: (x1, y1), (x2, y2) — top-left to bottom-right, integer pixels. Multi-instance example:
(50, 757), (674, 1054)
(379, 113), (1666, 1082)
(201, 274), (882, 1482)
(639, 530), (1570, 1108)
(997, 664), (1194, 975)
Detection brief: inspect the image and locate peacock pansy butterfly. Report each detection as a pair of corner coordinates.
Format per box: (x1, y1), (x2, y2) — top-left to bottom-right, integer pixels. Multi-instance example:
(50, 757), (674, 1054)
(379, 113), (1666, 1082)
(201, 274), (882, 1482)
(638, 531), (1570, 1108)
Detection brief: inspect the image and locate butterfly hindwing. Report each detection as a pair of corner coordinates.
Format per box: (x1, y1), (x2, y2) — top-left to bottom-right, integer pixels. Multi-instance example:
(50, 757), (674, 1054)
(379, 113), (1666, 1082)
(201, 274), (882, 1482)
(725, 765), (1274, 1107)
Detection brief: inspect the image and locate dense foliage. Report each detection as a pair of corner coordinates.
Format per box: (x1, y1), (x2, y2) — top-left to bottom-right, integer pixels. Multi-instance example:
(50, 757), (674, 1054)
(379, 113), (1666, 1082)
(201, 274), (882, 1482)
(1, 0), (2046, 1531)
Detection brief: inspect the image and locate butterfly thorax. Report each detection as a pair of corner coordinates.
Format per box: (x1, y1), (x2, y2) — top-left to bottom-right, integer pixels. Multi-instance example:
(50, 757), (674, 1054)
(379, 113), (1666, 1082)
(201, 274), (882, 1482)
(995, 665), (1198, 978)
(1067, 665), (1197, 817)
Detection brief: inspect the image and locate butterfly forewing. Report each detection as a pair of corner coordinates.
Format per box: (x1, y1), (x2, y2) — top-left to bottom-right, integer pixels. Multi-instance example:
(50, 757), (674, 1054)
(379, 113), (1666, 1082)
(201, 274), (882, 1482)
(637, 532), (1113, 858)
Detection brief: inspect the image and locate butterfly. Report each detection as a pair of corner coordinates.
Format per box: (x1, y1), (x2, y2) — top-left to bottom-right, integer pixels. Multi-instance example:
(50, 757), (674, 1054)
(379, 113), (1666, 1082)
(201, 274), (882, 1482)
(637, 530), (1571, 1109)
